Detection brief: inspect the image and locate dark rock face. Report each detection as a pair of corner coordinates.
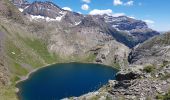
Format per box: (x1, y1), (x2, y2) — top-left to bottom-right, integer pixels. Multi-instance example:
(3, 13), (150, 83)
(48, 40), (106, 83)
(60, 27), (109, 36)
(104, 15), (160, 48)
(61, 11), (84, 27)
(116, 72), (141, 81)
(105, 16), (147, 30)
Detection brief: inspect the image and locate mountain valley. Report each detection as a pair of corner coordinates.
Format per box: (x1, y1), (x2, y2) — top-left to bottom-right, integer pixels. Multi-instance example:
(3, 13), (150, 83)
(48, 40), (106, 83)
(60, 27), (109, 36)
(0, 0), (169, 100)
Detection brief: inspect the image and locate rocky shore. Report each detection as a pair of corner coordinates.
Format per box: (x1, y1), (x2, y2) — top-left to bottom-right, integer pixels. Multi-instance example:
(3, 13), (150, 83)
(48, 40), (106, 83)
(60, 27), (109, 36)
(65, 64), (170, 100)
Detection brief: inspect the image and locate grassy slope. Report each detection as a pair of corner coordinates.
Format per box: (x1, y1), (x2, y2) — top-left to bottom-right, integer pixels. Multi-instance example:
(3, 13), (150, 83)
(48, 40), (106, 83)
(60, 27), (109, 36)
(0, 19), (59, 99)
(0, 19), (97, 99)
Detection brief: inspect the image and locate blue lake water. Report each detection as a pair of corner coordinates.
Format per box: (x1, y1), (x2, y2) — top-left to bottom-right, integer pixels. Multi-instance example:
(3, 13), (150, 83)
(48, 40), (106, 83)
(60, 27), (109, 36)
(16, 63), (117, 100)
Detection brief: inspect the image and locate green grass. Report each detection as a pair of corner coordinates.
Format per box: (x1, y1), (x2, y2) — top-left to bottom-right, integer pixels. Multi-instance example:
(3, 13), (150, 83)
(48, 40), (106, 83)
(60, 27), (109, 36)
(0, 85), (18, 100)
(62, 53), (97, 63)
(111, 62), (121, 70)
(12, 62), (28, 76)
(156, 90), (170, 100)
(22, 38), (58, 64)
(161, 74), (170, 80)
(143, 65), (155, 73)
(5, 39), (43, 68)
(82, 53), (96, 62)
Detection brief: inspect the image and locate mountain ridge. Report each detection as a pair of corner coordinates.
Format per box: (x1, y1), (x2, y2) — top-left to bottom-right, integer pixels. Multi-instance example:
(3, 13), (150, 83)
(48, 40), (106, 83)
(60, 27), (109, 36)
(14, 0), (159, 48)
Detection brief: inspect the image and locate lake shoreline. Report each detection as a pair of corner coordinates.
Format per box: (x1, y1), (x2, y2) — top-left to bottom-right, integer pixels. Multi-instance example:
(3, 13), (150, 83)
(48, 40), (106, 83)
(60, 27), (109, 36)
(16, 62), (118, 84)
(15, 61), (118, 99)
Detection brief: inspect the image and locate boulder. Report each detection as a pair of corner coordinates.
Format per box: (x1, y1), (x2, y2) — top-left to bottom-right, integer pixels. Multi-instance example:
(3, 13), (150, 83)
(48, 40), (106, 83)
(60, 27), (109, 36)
(116, 71), (141, 81)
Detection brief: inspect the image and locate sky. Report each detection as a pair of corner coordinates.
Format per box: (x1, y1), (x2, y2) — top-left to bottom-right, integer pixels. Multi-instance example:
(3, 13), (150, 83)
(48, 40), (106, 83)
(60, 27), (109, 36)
(29, 0), (170, 32)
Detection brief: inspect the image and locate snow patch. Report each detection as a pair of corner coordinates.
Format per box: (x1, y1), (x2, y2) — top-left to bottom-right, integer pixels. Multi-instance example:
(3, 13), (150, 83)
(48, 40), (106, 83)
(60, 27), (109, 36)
(112, 25), (118, 28)
(18, 8), (24, 12)
(29, 12), (67, 22)
(75, 21), (82, 26)
(30, 15), (44, 19)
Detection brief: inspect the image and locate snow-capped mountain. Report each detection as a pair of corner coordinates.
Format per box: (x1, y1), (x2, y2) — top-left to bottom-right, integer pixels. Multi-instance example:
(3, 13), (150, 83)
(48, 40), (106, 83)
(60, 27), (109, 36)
(12, 0), (159, 48)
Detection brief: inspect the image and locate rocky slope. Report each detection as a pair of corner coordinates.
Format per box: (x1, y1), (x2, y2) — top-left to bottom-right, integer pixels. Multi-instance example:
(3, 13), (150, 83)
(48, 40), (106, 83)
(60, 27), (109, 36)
(0, 31), (10, 86)
(70, 63), (170, 100)
(110, 32), (170, 100)
(104, 15), (160, 47)
(62, 33), (170, 100)
(129, 32), (170, 66)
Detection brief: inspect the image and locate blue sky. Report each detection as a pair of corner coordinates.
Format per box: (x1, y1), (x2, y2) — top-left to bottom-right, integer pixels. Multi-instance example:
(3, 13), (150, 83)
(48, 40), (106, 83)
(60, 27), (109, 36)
(29, 0), (170, 31)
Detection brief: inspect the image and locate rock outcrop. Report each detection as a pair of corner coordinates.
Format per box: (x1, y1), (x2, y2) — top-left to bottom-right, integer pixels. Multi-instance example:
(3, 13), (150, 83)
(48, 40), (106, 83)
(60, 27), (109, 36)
(129, 32), (170, 66)
(108, 78), (170, 100)
(67, 67), (170, 100)
(0, 32), (9, 86)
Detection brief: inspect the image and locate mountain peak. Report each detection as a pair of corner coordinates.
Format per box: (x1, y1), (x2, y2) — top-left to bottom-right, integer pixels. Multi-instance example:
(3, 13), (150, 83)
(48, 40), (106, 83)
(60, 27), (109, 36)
(11, 0), (159, 48)
(23, 1), (64, 19)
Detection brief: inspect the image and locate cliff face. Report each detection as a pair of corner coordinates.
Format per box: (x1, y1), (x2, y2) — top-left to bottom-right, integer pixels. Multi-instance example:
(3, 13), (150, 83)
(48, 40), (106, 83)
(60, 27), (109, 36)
(104, 15), (160, 47)
(129, 32), (170, 65)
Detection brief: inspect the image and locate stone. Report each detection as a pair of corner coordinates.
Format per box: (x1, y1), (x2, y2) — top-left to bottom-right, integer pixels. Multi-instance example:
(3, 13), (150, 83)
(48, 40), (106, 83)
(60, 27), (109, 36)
(116, 71), (141, 81)
(167, 78), (170, 83)
(108, 80), (116, 87)
(162, 81), (167, 85)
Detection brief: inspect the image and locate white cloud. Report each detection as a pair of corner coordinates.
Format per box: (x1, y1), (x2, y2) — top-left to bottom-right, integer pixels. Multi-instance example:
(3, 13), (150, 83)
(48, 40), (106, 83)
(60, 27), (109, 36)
(89, 9), (113, 15)
(144, 20), (155, 24)
(81, 4), (89, 10)
(144, 19), (155, 28)
(113, 0), (134, 6)
(128, 16), (135, 19)
(82, 0), (91, 3)
(77, 11), (82, 14)
(62, 7), (72, 11)
(89, 9), (125, 17)
(113, 0), (123, 6)
(124, 0), (134, 6)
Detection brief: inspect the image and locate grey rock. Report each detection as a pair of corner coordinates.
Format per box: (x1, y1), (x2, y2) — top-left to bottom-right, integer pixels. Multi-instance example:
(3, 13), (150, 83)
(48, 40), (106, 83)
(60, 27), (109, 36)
(129, 32), (170, 65)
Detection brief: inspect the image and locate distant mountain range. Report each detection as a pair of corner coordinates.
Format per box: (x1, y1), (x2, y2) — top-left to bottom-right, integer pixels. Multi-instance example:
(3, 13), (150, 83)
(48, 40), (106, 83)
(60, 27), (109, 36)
(12, 0), (159, 48)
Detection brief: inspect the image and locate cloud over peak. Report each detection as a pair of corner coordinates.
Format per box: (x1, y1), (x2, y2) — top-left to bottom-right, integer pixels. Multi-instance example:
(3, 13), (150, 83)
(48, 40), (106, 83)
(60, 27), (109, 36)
(62, 7), (72, 11)
(144, 20), (155, 24)
(89, 9), (125, 17)
(89, 9), (113, 15)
